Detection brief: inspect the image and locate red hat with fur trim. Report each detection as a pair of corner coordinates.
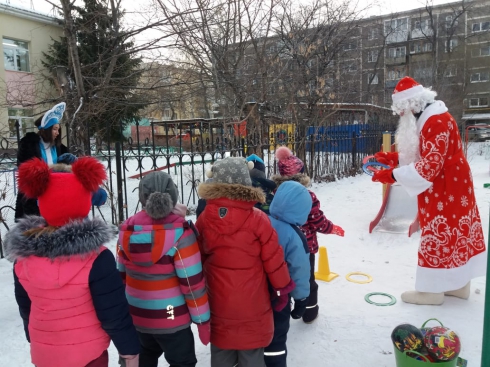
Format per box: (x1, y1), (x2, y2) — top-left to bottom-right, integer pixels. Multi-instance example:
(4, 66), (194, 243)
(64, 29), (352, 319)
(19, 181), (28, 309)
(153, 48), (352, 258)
(392, 76), (424, 103)
(17, 157), (106, 226)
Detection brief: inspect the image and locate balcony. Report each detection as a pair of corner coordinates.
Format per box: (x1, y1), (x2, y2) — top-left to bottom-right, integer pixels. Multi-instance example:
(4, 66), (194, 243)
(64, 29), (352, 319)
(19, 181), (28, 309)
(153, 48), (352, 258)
(411, 28), (433, 40)
(385, 56), (407, 65)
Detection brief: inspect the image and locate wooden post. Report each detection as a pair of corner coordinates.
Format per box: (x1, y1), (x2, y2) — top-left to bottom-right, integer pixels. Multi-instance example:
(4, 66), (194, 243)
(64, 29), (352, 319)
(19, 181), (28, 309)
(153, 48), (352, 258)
(382, 132), (391, 198)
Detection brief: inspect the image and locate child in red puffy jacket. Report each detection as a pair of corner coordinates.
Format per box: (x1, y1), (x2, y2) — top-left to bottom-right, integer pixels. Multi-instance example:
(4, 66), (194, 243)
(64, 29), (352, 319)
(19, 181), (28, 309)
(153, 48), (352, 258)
(273, 146), (345, 324)
(196, 157), (292, 367)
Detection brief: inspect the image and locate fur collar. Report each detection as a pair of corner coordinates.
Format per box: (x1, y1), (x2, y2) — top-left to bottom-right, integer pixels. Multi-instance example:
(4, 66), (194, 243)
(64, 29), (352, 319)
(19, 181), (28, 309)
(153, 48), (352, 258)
(198, 183), (266, 203)
(272, 174), (311, 188)
(417, 101), (448, 134)
(5, 216), (117, 261)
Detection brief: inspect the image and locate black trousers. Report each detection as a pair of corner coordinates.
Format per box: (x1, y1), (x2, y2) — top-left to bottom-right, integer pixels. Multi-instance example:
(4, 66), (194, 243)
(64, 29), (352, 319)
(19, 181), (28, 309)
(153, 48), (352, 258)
(264, 300), (291, 367)
(137, 327), (197, 367)
(303, 253), (319, 322)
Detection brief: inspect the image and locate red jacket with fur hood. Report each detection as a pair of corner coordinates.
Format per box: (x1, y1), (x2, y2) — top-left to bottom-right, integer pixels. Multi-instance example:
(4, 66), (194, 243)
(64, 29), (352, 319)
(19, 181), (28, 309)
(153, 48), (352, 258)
(196, 182), (290, 350)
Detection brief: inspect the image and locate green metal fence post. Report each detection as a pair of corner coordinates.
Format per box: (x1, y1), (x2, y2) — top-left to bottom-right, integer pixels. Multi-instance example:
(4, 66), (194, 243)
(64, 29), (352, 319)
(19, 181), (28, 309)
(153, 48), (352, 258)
(481, 202), (490, 366)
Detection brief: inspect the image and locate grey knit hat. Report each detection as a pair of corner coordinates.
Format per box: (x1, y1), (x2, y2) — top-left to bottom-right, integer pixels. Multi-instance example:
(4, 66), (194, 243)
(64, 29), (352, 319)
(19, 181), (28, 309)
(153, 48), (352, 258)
(139, 171), (179, 219)
(206, 157), (254, 186)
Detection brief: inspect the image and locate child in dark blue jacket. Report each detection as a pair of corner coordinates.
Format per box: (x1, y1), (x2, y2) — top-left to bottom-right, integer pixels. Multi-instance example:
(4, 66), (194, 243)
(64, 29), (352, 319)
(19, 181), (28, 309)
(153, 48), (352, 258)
(265, 180), (312, 367)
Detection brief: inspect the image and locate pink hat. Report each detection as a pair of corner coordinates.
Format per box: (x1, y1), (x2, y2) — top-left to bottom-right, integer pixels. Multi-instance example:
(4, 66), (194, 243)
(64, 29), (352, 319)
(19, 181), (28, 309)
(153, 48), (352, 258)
(275, 146), (304, 176)
(392, 76), (424, 103)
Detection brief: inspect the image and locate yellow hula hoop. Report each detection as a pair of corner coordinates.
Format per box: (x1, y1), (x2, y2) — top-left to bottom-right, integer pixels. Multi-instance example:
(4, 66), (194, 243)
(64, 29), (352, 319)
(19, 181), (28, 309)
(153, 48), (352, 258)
(345, 272), (373, 284)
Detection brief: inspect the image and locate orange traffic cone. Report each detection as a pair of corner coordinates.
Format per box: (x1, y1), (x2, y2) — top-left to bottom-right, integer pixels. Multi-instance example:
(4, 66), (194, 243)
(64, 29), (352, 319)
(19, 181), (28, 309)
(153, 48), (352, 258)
(314, 246), (338, 282)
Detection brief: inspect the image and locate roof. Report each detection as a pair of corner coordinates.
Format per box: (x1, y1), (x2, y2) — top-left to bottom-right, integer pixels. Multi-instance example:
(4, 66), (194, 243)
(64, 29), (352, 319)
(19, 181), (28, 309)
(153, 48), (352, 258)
(0, 3), (62, 26)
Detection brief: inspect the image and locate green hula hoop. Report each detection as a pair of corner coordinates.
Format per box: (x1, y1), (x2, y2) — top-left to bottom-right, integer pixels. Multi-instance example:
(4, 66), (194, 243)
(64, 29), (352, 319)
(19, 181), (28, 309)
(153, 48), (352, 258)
(364, 292), (397, 306)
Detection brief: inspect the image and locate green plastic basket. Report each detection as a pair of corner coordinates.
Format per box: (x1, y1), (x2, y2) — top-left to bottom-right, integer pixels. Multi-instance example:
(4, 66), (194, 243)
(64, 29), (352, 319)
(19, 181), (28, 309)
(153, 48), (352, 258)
(394, 319), (458, 367)
(394, 348), (458, 367)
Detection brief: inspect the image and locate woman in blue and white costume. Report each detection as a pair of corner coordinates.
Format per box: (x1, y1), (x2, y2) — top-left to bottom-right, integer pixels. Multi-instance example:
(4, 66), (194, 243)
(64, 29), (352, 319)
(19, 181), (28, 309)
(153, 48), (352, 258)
(14, 102), (75, 220)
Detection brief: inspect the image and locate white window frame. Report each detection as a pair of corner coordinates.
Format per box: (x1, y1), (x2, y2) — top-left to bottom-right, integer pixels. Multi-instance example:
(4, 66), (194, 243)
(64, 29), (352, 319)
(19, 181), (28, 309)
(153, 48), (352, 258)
(343, 42), (356, 51)
(469, 97), (489, 107)
(444, 66), (457, 77)
(367, 50), (378, 62)
(368, 29), (378, 40)
(388, 46), (406, 58)
(470, 71), (489, 83)
(424, 42), (433, 52)
(445, 39), (458, 53)
(410, 43), (421, 54)
(3, 37), (30, 72)
(343, 62), (357, 73)
(367, 73), (378, 84)
(384, 18), (408, 35)
(445, 15), (454, 29)
(472, 21), (490, 33)
(472, 46), (490, 57)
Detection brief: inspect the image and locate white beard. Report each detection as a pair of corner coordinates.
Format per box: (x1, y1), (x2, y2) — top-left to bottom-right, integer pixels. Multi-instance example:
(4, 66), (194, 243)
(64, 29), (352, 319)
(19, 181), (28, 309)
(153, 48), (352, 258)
(395, 113), (420, 166)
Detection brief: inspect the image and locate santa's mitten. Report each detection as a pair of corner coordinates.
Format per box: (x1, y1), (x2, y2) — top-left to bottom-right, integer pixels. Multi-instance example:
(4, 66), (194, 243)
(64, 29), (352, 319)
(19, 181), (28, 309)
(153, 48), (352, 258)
(374, 152), (399, 167)
(372, 168), (396, 184)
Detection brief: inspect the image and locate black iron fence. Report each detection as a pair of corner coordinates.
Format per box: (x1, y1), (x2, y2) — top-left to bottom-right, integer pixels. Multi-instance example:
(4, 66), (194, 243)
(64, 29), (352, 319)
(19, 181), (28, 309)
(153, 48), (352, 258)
(0, 118), (397, 257)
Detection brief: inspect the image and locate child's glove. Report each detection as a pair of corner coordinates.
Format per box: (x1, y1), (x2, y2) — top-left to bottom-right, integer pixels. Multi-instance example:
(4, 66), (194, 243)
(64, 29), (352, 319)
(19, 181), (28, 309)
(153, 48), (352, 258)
(272, 279), (296, 311)
(119, 354), (139, 367)
(197, 322), (211, 346)
(57, 153), (77, 165)
(372, 168), (396, 184)
(374, 152), (398, 167)
(331, 225), (344, 237)
(291, 298), (308, 319)
(91, 187), (107, 206)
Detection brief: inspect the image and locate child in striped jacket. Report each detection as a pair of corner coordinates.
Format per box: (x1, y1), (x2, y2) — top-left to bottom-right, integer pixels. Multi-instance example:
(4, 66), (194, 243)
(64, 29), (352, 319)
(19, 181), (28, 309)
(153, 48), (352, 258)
(273, 147), (345, 324)
(117, 171), (210, 367)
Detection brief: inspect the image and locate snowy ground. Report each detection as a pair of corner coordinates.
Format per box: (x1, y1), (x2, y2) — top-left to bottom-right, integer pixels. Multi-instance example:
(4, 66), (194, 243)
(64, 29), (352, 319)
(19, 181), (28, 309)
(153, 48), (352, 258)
(0, 143), (489, 366)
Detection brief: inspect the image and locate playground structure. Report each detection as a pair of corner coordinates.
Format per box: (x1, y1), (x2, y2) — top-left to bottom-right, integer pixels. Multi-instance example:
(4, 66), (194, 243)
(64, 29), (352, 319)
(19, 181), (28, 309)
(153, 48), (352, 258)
(367, 132), (420, 237)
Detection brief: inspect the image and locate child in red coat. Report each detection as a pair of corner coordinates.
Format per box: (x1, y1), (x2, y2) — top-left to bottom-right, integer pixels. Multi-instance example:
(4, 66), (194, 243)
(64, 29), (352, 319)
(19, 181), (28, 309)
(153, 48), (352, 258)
(273, 146), (344, 323)
(196, 157), (292, 367)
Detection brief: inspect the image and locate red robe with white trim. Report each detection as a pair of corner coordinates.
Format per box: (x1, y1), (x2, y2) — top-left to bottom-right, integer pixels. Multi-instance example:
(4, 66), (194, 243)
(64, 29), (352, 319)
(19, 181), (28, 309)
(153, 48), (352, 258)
(393, 102), (487, 293)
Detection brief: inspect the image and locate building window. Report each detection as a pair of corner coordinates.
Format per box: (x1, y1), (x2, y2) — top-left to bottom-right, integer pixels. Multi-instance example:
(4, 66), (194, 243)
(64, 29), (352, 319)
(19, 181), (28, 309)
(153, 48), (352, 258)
(424, 43), (433, 52)
(410, 43), (421, 54)
(8, 108), (34, 138)
(472, 46), (490, 57)
(343, 42), (357, 51)
(388, 46), (406, 58)
(444, 66), (457, 77)
(387, 70), (404, 80)
(445, 15), (454, 29)
(368, 29), (378, 40)
(472, 22), (490, 32)
(445, 39), (458, 53)
(470, 71), (490, 82)
(343, 63), (357, 73)
(414, 19), (429, 30)
(367, 73), (378, 84)
(3, 37), (30, 72)
(367, 50), (378, 62)
(163, 108), (172, 120)
(384, 18), (408, 34)
(469, 97), (489, 107)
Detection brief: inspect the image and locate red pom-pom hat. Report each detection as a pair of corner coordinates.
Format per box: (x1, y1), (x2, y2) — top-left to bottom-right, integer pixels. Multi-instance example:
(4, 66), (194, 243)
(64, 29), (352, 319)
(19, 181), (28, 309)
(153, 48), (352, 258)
(392, 76), (424, 103)
(17, 157), (106, 226)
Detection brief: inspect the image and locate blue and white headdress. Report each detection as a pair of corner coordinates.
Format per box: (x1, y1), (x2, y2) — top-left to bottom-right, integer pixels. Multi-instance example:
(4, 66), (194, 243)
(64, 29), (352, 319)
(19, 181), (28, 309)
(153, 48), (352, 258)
(39, 102), (66, 130)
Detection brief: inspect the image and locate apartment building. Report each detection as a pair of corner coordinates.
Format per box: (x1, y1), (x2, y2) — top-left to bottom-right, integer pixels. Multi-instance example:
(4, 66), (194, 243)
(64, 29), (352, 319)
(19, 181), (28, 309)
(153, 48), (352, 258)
(0, 3), (63, 141)
(231, 0), (490, 127)
(358, 0), (490, 125)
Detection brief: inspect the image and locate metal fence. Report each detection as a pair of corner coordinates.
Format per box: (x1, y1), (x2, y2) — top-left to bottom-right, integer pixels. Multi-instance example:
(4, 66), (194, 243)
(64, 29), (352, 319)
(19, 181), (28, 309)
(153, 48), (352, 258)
(0, 118), (397, 257)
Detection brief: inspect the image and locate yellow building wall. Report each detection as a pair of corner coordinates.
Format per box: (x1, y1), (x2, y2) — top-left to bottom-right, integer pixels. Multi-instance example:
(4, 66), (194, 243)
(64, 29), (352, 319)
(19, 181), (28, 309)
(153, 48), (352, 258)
(0, 6), (63, 141)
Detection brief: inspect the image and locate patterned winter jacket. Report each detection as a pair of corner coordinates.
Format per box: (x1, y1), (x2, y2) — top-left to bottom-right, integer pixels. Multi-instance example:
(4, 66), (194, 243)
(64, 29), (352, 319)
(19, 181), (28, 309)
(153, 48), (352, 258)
(273, 174), (334, 254)
(117, 210), (210, 334)
(5, 217), (139, 367)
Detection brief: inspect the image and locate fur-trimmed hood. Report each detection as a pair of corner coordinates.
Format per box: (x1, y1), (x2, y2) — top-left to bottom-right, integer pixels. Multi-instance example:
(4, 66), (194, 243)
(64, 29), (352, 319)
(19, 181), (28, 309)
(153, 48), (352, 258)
(272, 173), (311, 188)
(5, 216), (117, 261)
(198, 182), (266, 203)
